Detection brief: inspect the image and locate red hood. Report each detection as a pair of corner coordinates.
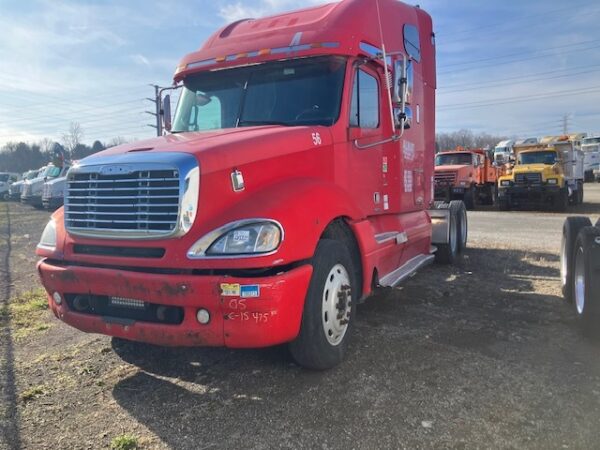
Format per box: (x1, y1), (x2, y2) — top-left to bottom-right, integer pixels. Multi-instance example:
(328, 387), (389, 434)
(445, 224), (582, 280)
(89, 126), (331, 174)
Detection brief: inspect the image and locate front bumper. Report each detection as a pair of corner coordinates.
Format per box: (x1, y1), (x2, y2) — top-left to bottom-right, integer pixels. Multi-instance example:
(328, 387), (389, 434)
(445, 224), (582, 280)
(498, 184), (560, 201)
(42, 196), (64, 210)
(21, 194), (42, 207)
(37, 260), (313, 348)
(434, 185), (465, 201)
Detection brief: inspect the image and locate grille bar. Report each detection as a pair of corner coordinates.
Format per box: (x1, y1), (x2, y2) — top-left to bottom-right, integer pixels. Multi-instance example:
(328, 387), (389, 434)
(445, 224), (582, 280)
(66, 166), (183, 237)
(515, 172), (542, 185)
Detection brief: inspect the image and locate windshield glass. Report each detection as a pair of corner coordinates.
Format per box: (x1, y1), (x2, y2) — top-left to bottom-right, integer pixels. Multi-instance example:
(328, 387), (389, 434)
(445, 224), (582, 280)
(41, 166), (61, 178)
(172, 56), (347, 132)
(26, 171), (39, 180)
(0, 174), (9, 182)
(583, 137), (600, 145)
(435, 153), (473, 166)
(519, 151), (557, 165)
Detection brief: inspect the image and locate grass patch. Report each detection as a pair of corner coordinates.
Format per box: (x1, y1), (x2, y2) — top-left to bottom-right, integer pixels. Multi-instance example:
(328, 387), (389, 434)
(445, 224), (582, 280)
(9, 288), (52, 340)
(20, 385), (46, 402)
(110, 434), (139, 450)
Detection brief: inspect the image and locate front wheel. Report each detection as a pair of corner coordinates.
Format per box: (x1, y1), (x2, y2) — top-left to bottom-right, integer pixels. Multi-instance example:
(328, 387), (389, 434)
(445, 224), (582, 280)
(289, 239), (356, 370)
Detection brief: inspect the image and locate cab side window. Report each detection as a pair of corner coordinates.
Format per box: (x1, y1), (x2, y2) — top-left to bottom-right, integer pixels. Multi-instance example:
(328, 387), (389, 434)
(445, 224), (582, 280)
(350, 69), (379, 129)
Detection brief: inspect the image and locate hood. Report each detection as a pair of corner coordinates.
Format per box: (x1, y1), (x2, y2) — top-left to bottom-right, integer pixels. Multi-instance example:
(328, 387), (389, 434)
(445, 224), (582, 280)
(85, 126), (331, 174)
(513, 164), (549, 173)
(434, 164), (471, 172)
(45, 176), (67, 187)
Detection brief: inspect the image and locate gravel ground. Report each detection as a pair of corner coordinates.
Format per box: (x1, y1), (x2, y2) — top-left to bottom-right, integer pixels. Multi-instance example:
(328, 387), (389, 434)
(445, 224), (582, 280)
(1, 185), (600, 449)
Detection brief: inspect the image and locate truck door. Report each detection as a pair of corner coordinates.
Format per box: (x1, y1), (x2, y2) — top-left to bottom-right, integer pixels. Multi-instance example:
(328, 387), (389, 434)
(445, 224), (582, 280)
(347, 65), (385, 215)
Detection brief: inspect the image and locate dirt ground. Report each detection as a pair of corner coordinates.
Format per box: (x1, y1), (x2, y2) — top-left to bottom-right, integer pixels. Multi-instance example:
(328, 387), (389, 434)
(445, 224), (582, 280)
(2, 185), (600, 449)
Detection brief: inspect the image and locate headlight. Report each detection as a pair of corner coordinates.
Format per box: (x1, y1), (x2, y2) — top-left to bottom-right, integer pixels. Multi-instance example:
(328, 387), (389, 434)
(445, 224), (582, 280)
(37, 219), (57, 251)
(180, 167), (199, 234)
(500, 180), (511, 187)
(187, 219), (283, 258)
(459, 181), (467, 187)
(547, 178), (558, 185)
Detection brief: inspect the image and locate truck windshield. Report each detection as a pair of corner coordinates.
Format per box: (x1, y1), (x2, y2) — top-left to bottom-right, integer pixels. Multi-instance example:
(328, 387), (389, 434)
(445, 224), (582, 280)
(583, 137), (600, 145)
(518, 151), (557, 165)
(172, 56), (346, 132)
(435, 153), (473, 166)
(41, 166), (61, 178)
(27, 171), (39, 180)
(0, 174), (9, 182)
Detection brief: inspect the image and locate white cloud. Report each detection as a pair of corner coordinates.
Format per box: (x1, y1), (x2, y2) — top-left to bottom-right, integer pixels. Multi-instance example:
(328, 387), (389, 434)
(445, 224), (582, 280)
(218, 0), (327, 23)
(131, 54), (151, 67)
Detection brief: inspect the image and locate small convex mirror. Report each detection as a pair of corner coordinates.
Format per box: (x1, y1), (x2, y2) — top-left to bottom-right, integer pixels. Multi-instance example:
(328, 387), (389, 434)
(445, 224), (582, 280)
(162, 94), (172, 132)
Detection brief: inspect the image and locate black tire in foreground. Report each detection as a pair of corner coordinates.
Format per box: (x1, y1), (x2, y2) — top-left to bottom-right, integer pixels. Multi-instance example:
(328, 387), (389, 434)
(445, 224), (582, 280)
(571, 226), (600, 337)
(463, 188), (475, 210)
(434, 200), (465, 264)
(555, 188), (569, 212)
(561, 216), (592, 302)
(290, 239), (357, 370)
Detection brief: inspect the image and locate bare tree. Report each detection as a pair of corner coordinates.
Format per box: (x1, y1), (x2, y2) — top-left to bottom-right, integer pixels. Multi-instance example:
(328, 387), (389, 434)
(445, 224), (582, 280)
(107, 136), (128, 148)
(62, 122), (84, 158)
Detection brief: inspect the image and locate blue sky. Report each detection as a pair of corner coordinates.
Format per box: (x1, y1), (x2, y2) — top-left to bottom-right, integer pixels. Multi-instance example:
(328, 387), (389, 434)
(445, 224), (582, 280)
(0, 0), (599, 146)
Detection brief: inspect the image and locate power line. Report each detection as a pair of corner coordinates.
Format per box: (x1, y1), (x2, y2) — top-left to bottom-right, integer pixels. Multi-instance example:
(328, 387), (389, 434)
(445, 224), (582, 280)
(438, 84), (600, 111)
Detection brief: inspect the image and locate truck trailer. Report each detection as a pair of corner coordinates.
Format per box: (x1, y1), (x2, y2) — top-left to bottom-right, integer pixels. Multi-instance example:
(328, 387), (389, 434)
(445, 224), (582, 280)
(36, 0), (466, 369)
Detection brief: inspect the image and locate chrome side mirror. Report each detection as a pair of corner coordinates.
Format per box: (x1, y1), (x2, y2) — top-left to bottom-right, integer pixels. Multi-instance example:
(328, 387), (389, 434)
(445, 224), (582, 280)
(391, 54), (413, 130)
(162, 94), (172, 132)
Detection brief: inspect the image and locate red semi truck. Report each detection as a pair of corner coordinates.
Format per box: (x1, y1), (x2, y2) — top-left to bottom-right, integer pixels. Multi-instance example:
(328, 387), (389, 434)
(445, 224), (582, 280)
(36, 0), (466, 369)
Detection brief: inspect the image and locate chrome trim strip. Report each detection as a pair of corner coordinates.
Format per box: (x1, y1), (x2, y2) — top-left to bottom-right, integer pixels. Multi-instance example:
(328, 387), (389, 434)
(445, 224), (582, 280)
(65, 152), (198, 240)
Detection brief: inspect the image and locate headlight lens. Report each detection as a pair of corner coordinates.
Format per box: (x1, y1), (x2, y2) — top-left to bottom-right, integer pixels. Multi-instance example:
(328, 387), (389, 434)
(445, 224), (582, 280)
(188, 220), (283, 258)
(547, 178), (558, 185)
(37, 219), (57, 251)
(180, 167), (199, 234)
(500, 180), (511, 187)
(459, 181), (467, 187)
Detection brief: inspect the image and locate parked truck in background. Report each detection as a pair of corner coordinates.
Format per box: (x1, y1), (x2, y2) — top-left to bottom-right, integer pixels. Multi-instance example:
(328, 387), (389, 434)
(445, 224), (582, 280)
(434, 148), (500, 209)
(22, 164), (69, 208)
(42, 164), (74, 210)
(493, 139), (514, 164)
(497, 135), (584, 211)
(0, 172), (21, 201)
(36, 0), (467, 370)
(582, 135), (600, 182)
(9, 169), (41, 200)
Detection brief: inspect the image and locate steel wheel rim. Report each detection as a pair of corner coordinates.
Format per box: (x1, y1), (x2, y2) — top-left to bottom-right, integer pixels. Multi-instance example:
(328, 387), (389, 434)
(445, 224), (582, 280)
(322, 263), (351, 346)
(560, 236), (567, 286)
(574, 246), (586, 315)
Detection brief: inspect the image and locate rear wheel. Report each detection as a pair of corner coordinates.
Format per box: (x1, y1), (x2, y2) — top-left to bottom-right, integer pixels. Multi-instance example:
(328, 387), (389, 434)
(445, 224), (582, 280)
(498, 197), (510, 211)
(289, 239), (356, 370)
(561, 217), (592, 302)
(450, 200), (467, 253)
(572, 227), (600, 337)
(435, 202), (461, 264)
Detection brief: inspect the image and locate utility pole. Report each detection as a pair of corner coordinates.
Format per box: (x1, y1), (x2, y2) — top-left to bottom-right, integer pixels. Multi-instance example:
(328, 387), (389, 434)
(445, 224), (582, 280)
(145, 84), (162, 136)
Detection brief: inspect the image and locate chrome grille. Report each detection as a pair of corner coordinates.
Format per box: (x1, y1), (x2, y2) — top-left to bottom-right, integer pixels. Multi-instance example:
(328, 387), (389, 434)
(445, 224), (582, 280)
(515, 172), (542, 185)
(434, 171), (457, 185)
(65, 168), (180, 237)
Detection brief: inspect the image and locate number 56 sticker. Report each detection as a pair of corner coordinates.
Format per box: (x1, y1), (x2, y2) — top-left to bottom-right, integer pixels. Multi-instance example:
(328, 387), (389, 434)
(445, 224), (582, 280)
(312, 132), (322, 146)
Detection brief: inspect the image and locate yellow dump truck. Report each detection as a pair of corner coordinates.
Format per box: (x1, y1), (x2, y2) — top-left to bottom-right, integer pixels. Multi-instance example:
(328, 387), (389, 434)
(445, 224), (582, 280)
(497, 135), (584, 211)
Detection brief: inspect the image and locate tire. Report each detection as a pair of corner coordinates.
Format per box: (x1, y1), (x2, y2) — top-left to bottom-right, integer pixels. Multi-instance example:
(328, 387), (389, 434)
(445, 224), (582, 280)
(489, 184), (498, 206)
(289, 239), (357, 370)
(571, 227), (600, 337)
(435, 203), (459, 264)
(561, 216), (592, 302)
(578, 182), (584, 205)
(449, 200), (467, 253)
(463, 187), (475, 210)
(498, 197), (510, 211)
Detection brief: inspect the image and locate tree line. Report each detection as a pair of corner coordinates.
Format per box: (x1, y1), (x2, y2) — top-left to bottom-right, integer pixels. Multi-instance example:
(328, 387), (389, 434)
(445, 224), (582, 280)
(436, 129), (508, 153)
(0, 122), (129, 173)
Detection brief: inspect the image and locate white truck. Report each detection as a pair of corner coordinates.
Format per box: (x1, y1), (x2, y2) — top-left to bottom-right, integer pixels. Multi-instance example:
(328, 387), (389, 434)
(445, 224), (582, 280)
(0, 172), (21, 200)
(9, 169), (40, 200)
(582, 136), (600, 182)
(21, 164), (69, 208)
(493, 140), (514, 164)
(42, 174), (68, 210)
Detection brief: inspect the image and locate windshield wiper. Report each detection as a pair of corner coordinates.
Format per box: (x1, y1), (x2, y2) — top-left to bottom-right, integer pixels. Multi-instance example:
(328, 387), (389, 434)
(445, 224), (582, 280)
(238, 120), (292, 127)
